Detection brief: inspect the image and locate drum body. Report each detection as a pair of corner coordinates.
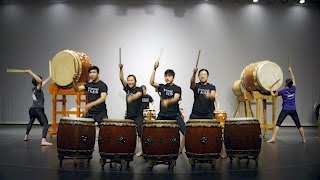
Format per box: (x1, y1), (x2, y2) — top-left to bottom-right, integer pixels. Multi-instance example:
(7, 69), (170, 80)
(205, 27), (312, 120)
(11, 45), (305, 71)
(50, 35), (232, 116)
(57, 117), (96, 158)
(143, 109), (156, 121)
(241, 60), (283, 93)
(51, 50), (91, 88)
(185, 120), (222, 157)
(224, 118), (261, 157)
(142, 120), (180, 160)
(98, 119), (137, 161)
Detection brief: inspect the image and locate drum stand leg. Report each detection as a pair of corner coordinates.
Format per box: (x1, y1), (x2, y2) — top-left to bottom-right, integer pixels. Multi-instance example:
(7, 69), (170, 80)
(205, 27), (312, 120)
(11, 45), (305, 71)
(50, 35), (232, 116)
(189, 159), (195, 169)
(87, 158), (91, 166)
(73, 157), (77, 167)
(211, 159), (216, 168)
(100, 158), (107, 168)
(58, 154), (64, 166)
(253, 155), (259, 167)
(168, 160), (176, 171)
(148, 160), (154, 171)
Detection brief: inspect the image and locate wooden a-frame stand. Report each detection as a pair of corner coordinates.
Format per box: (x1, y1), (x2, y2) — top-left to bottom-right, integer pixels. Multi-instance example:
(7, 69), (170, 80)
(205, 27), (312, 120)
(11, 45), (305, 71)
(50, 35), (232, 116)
(233, 90), (278, 137)
(48, 83), (87, 137)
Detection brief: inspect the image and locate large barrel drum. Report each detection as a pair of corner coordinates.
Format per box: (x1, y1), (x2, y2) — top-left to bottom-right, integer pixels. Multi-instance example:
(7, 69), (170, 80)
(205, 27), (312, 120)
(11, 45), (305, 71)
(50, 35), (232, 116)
(51, 50), (91, 88)
(241, 60), (283, 93)
(185, 119), (222, 156)
(57, 117), (96, 163)
(224, 118), (261, 159)
(98, 119), (137, 164)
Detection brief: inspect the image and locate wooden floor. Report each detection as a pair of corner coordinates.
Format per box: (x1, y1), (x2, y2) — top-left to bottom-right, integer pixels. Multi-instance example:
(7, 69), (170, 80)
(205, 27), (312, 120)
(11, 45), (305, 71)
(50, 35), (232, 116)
(0, 125), (319, 180)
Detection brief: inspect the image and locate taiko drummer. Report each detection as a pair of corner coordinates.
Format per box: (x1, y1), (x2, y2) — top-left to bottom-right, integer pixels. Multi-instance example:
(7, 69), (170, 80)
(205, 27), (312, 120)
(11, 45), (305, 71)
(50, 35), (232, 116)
(150, 60), (186, 154)
(73, 66), (108, 124)
(190, 68), (217, 119)
(119, 63), (144, 157)
(23, 69), (53, 146)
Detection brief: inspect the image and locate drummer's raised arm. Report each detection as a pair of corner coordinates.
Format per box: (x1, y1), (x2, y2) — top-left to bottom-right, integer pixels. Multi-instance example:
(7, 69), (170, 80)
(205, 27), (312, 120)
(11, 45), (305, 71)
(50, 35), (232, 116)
(73, 74), (85, 92)
(150, 61), (159, 89)
(288, 66), (296, 86)
(119, 64), (127, 87)
(41, 76), (51, 88)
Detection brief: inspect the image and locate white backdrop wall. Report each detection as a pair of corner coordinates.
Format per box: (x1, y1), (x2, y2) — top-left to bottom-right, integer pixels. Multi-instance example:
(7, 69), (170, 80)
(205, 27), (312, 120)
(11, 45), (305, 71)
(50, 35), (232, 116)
(0, 1), (319, 126)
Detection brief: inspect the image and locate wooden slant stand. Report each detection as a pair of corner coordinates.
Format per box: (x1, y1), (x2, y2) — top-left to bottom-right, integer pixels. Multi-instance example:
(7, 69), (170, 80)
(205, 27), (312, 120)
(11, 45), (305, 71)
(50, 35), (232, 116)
(48, 83), (87, 137)
(233, 91), (254, 118)
(250, 91), (278, 137)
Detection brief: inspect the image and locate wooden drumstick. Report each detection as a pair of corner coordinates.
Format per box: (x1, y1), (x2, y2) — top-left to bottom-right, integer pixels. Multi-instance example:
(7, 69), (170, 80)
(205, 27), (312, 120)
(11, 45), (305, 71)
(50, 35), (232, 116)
(53, 67), (57, 82)
(6, 69), (25, 73)
(270, 78), (281, 90)
(119, 47), (122, 64)
(49, 60), (52, 78)
(196, 49), (201, 68)
(158, 48), (164, 62)
(288, 53), (291, 67)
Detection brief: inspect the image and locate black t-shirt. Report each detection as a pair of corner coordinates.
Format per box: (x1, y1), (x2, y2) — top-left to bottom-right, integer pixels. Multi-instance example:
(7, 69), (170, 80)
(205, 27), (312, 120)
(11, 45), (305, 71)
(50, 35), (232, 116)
(85, 80), (108, 113)
(157, 84), (181, 115)
(191, 82), (216, 116)
(31, 87), (44, 108)
(141, 94), (154, 110)
(123, 85), (143, 118)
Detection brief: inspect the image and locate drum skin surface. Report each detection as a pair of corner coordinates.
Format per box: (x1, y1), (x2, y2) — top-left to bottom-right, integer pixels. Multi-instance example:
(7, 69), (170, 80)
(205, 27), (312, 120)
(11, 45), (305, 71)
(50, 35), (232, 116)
(232, 80), (243, 96)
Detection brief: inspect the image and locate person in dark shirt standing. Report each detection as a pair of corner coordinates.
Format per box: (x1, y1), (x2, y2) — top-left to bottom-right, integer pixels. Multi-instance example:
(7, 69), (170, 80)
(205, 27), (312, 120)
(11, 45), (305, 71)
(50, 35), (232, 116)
(119, 63), (144, 156)
(23, 69), (52, 146)
(267, 65), (306, 143)
(73, 66), (108, 124)
(190, 67), (217, 119)
(141, 85), (154, 110)
(150, 60), (185, 154)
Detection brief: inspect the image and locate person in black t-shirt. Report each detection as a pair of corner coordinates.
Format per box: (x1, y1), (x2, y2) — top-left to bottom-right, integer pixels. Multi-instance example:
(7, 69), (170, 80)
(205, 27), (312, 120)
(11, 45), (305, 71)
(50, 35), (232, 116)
(141, 85), (154, 110)
(119, 63), (144, 156)
(190, 68), (217, 119)
(23, 69), (52, 146)
(73, 66), (108, 124)
(150, 60), (185, 154)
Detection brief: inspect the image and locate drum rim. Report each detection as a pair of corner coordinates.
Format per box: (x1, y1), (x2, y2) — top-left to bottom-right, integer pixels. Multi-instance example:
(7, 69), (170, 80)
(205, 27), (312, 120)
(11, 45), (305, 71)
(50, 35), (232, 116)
(60, 116), (94, 121)
(186, 119), (221, 127)
(102, 118), (135, 122)
(100, 119), (136, 126)
(187, 119), (220, 122)
(226, 117), (259, 120)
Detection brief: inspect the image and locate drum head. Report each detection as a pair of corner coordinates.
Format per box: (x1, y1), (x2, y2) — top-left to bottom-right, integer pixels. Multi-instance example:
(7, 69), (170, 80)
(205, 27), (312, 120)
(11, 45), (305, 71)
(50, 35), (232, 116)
(232, 80), (243, 96)
(60, 116), (94, 122)
(51, 50), (80, 87)
(227, 117), (258, 121)
(101, 119), (135, 124)
(256, 61), (283, 92)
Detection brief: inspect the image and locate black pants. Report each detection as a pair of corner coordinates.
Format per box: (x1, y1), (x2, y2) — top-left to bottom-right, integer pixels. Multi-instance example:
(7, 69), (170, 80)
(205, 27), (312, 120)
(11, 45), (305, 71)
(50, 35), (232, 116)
(126, 115), (144, 138)
(189, 112), (215, 119)
(276, 110), (302, 129)
(82, 109), (108, 124)
(157, 112), (185, 135)
(26, 107), (49, 138)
